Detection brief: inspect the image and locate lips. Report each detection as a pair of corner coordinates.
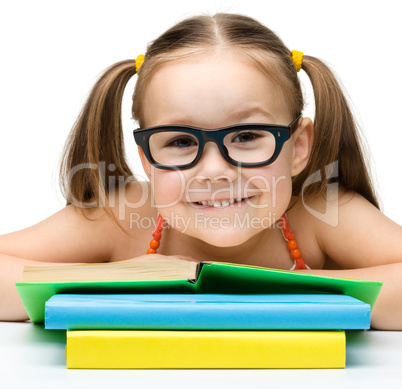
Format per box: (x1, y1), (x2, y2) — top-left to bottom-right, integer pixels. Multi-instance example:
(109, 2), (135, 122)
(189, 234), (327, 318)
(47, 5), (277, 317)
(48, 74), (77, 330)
(193, 197), (251, 208)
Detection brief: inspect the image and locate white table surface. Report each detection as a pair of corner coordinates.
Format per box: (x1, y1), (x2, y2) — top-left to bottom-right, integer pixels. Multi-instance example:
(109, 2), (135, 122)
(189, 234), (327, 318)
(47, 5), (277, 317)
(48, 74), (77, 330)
(1, 322), (402, 389)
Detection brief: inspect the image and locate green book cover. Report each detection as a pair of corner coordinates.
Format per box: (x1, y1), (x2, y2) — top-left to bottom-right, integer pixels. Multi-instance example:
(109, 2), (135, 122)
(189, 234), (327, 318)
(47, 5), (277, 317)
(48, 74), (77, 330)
(15, 262), (382, 323)
(16, 280), (195, 323)
(196, 263), (382, 309)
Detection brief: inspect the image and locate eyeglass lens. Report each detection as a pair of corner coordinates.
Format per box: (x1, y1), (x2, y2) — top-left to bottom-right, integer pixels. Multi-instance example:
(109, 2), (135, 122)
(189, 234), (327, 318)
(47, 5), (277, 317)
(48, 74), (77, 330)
(148, 129), (276, 166)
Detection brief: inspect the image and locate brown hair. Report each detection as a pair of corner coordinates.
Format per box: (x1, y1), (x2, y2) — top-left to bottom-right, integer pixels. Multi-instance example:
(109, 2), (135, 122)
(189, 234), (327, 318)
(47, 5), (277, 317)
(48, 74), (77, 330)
(59, 12), (379, 224)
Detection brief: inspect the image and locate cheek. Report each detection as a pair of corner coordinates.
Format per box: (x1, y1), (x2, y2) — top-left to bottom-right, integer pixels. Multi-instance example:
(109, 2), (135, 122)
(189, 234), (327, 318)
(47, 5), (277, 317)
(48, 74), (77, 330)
(151, 170), (186, 207)
(246, 148), (294, 211)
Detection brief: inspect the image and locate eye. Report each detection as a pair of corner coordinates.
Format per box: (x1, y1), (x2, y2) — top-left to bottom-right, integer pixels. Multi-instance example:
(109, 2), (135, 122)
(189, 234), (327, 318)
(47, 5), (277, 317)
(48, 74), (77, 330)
(232, 131), (260, 143)
(166, 136), (198, 148)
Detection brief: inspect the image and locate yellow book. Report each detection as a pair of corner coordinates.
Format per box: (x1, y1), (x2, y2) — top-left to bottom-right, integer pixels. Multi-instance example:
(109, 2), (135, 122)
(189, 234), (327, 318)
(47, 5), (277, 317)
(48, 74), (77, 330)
(66, 330), (345, 369)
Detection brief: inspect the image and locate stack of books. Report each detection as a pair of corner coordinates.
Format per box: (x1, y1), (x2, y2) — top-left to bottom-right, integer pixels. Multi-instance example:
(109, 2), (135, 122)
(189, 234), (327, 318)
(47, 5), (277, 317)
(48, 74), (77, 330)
(16, 259), (382, 369)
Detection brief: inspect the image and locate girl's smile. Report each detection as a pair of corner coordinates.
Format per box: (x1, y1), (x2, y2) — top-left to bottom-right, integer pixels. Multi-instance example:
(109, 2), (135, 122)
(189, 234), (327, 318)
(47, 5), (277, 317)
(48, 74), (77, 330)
(190, 196), (253, 208)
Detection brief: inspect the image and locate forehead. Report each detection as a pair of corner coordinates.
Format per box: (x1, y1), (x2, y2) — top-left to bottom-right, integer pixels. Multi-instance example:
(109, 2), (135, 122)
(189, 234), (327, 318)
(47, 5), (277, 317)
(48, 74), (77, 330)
(141, 49), (292, 128)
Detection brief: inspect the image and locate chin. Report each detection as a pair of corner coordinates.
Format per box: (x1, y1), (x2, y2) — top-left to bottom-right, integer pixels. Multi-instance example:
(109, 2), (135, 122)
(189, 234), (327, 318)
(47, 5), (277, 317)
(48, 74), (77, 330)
(189, 228), (257, 248)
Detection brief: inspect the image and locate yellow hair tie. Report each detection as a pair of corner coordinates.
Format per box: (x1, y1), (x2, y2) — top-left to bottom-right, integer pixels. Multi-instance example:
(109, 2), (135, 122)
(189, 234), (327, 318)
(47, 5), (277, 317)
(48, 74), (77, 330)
(135, 54), (145, 72)
(291, 50), (303, 72)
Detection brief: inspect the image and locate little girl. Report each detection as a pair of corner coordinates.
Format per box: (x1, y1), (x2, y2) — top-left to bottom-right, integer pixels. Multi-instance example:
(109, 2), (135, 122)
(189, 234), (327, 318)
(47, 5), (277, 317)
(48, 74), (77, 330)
(1, 13), (401, 329)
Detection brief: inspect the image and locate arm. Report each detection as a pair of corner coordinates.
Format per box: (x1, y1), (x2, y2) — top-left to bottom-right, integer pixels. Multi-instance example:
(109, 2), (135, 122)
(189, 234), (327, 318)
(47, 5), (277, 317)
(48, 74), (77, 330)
(0, 254), (83, 321)
(0, 205), (116, 321)
(0, 181), (160, 321)
(0, 205), (114, 264)
(301, 191), (402, 330)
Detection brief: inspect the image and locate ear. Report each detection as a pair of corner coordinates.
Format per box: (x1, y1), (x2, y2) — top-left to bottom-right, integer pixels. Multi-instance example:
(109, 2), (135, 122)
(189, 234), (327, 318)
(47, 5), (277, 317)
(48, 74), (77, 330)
(138, 146), (152, 180)
(291, 117), (314, 176)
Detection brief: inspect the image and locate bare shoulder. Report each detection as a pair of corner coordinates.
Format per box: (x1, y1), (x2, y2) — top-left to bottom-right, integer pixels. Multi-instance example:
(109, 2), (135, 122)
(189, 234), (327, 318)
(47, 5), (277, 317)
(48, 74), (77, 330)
(107, 180), (158, 261)
(0, 180), (155, 263)
(111, 180), (156, 230)
(289, 188), (402, 269)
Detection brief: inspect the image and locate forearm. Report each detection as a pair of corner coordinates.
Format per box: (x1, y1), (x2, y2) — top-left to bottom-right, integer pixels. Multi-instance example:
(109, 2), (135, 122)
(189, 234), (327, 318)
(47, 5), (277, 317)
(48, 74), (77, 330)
(0, 254), (79, 322)
(299, 263), (402, 330)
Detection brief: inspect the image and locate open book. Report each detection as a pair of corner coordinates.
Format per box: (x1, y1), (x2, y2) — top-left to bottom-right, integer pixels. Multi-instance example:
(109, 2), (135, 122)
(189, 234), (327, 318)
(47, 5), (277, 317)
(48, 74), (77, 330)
(21, 258), (200, 282)
(16, 258), (382, 323)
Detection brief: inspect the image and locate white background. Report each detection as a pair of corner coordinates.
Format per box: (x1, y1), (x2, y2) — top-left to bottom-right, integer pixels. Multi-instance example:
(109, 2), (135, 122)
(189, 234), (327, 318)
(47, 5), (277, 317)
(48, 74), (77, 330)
(0, 0), (401, 235)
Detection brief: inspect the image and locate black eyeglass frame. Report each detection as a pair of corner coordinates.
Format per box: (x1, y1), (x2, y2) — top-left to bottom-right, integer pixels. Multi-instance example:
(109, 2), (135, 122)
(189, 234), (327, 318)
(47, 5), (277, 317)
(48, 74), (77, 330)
(133, 115), (301, 170)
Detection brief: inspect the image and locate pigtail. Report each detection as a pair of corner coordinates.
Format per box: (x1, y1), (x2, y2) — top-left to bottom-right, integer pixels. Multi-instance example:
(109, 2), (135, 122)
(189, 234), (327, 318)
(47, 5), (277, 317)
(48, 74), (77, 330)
(59, 59), (138, 217)
(292, 56), (379, 209)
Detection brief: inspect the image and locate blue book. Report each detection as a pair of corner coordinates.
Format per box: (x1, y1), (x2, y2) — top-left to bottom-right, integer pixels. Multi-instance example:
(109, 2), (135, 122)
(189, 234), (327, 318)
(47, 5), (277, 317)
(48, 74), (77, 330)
(45, 294), (370, 330)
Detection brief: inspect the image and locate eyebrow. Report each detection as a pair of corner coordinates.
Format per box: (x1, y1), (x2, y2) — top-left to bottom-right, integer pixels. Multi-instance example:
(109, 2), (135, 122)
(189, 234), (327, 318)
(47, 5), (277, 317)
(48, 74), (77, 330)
(231, 107), (274, 122)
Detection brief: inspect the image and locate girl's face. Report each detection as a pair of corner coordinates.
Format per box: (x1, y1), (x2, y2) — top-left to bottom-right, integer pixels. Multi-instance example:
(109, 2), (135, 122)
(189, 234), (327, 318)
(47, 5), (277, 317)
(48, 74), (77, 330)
(139, 49), (311, 247)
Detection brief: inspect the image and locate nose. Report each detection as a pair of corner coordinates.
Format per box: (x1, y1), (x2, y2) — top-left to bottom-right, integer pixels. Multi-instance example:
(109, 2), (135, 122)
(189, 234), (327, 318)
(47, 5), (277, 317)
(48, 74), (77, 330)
(192, 141), (238, 183)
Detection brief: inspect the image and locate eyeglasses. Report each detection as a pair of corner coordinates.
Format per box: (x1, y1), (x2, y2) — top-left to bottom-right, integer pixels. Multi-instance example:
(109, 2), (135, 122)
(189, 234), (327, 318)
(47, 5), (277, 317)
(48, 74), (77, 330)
(133, 116), (301, 170)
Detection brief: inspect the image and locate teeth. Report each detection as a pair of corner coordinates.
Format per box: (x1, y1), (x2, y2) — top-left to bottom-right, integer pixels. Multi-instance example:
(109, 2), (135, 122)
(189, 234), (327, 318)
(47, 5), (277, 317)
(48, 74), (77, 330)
(196, 198), (247, 207)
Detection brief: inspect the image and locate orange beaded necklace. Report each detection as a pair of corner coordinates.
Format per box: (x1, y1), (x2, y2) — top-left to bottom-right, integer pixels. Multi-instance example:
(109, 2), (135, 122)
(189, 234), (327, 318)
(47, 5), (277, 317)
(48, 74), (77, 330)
(146, 213), (165, 255)
(278, 213), (309, 270)
(146, 213), (309, 270)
